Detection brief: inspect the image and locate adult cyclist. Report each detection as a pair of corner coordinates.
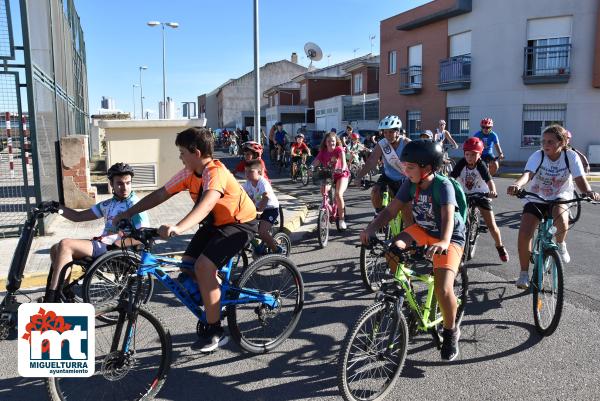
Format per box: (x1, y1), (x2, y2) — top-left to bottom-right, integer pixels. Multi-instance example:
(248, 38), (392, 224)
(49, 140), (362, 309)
(435, 119), (459, 150)
(274, 121), (288, 162)
(474, 117), (504, 176)
(355, 115), (411, 214)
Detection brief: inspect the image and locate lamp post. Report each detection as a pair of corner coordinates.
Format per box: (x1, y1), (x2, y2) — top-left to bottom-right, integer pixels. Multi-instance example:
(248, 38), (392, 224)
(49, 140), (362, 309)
(139, 66), (147, 119)
(132, 84), (139, 119)
(147, 21), (179, 119)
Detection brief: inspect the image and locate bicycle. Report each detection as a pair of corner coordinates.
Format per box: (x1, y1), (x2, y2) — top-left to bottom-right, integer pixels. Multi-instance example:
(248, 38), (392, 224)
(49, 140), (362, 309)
(515, 190), (596, 336)
(314, 167), (345, 248)
(291, 156), (311, 186)
(359, 185), (403, 292)
(338, 237), (468, 401)
(463, 192), (492, 262)
(440, 144), (456, 176)
(567, 190), (581, 225)
(47, 223), (304, 400)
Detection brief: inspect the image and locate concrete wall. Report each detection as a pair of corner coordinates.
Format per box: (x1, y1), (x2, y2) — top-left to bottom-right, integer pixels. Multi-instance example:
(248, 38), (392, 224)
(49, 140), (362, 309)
(447, 0), (600, 162)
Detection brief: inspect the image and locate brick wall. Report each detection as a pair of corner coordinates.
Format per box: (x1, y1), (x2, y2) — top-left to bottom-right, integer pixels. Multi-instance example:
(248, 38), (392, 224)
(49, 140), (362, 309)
(60, 135), (97, 209)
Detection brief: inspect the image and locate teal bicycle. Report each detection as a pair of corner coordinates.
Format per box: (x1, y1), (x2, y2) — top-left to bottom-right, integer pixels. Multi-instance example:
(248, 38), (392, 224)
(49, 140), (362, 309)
(516, 190), (596, 336)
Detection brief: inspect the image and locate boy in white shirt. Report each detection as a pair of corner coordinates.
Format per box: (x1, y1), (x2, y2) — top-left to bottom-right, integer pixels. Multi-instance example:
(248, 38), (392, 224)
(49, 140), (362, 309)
(242, 159), (284, 254)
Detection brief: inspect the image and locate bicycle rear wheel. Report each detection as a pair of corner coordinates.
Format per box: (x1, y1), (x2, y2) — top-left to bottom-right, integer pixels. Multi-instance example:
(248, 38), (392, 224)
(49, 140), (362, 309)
(359, 239), (392, 293)
(227, 255), (304, 353)
(317, 207), (330, 248)
(273, 231), (292, 257)
(532, 249), (564, 336)
(568, 191), (581, 226)
(47, 303), (171, 401)
(337, 301), (408, 401)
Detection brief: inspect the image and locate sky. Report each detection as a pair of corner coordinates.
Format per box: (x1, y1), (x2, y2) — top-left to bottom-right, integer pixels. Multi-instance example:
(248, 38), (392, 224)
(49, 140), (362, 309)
(75, 0), (429, 118)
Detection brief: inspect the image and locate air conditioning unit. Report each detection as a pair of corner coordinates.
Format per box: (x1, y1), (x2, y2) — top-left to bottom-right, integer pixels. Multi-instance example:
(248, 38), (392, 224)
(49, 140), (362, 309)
(588, 145), (600, 164)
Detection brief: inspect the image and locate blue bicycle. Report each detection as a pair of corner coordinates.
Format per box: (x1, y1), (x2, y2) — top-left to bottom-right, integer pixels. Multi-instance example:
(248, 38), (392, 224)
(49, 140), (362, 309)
(47, 224), (304, 400)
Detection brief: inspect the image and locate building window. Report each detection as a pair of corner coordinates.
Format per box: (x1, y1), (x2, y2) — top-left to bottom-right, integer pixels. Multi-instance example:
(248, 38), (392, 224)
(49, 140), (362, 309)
(354, 73), (363, 94)
(447, 106), (470, 144)
(522, 104), (566, 147)
(274, 94), (279, 106)
(407, 110), (422, 139)
(388, 50), (397, 74)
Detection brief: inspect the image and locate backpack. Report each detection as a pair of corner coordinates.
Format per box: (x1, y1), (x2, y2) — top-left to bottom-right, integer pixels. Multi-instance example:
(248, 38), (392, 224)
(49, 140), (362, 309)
(534, 149), (570, 175)
(409, 173), (468, 225)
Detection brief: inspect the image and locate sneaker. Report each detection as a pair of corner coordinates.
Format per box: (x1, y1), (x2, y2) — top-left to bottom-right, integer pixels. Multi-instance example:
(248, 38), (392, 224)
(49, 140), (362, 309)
(440, 326), (460, 361)
(255, 243), (267, 255)
(557, 242), (571, 264)
(276, 245), (286, 254)
(516, 271), (530, 290)
(193, 323), (228, 353)
(496, 245), (509, 263)
(339, 220), (347, 230)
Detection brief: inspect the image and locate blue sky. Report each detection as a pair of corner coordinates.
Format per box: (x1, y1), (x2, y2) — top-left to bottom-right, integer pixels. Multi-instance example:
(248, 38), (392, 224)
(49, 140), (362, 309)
(76, 0), (428, 118)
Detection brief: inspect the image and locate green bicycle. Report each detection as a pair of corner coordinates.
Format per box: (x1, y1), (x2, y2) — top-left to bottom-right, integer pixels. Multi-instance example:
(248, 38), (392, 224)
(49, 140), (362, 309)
(339, 237), (468, 401)
(359, 185), (403, 292)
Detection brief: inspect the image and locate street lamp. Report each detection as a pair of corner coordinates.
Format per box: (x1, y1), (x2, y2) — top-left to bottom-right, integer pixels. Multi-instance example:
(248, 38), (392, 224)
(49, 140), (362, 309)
(147, 21), (179, 119)
(139, 66), (148, 119)
(132, 84), (139, 119)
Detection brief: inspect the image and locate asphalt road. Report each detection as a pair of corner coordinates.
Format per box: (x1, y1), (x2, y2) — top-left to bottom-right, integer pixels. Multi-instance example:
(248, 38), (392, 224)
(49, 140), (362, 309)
(1, 153), (599, 401)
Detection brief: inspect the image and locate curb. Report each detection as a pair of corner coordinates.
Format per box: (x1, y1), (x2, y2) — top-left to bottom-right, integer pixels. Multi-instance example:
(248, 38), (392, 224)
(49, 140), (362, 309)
(497, 173), (600, 182)
(0, 265), (85, 293)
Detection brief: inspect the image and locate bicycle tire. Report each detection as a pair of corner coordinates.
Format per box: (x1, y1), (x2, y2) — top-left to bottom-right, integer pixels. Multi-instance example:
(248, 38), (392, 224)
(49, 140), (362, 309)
(359, 240), (392, 293)
(432, 263), (469, 345)
(47, 302), (172, 401)
(231, 249), (250, 283)
(317, 207), (330, 248)
(337, 301), (408, 401)
(301, 165), (309, 186)
(466, 208), (481, 261)
(273, 231), (292, 257)
(532, 248), (564, 336)
(568, 191), (581, 226)
(227, 254), (304, 353)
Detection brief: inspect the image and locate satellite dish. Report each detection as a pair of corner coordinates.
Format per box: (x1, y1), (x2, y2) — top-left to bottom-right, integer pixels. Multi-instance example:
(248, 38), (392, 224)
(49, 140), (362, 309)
(304, 42), (323, 69)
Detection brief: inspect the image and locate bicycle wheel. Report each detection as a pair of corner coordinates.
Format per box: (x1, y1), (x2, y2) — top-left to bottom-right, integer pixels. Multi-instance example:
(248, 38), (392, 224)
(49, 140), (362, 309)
(359, 240), (392, 293)
(432, 263), (469, 344)
(301, 165), (309, 186)
(532, 249), (564, 336)
(568, 191), (581, 226)
(47, 302), (172, 401)
(227, 254), (304, 353)
(317, 207), (330, 248)
(337, 301), (408, 401)
(231, 249), (250, 283)
(466, 208), (481, 261)
(82, 250), (154, 308)
(273, 231), (292, 257)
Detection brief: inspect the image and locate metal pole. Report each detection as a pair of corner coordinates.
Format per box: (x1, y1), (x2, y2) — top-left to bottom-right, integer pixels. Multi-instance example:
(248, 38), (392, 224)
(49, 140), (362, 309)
(132, 85), (136, 119)
(162, 23), (167, 119)
(139, 67), (145, 119)
(253, 0), (260, 143)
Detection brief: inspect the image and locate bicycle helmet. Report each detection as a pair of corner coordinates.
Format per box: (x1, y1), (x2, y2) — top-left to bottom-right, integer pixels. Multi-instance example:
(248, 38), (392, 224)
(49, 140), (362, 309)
(107, 162), (134, 180)
(350, 132), (360, 140)
(295, 133), (305, 139)
(463, 137), (484, 153)
(241, 141), (263, 156)
(420, 130), (434, 139)
(480, 117), (494, 128)
(400, 139), (444, 170)
(378, 115), (403, 130)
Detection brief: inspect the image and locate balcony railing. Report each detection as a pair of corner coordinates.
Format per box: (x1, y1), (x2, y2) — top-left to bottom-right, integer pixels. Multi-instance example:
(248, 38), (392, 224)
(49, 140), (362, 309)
(399, 66), (422, 94)
(438, 55), (471, 90)
(523, 43), (571, 84)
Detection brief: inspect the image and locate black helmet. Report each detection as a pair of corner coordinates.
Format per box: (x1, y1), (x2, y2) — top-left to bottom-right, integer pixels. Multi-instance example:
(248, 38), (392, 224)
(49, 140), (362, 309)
(107, 162), (135, 180)
(400, 140), (444, 170)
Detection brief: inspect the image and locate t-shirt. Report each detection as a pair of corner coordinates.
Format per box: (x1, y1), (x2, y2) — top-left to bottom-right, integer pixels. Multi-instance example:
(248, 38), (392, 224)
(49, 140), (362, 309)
(164, 159), (256, 226)
(316, 146), (346, 170)
(242, 176), (279, 210)
(91, 192), (149, 244)
(473, 131), (499, 157)
(524, 149), (584, 202)
(234, 158), (269, 181)
(396, 177), (466, 247)
(274, 130), (287, 145)
(450, 158), (491, 194)
(291, 142), (309, 156)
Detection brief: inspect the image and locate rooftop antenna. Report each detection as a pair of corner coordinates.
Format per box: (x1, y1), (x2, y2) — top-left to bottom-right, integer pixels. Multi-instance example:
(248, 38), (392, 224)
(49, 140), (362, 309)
(353, 48), (359, 58)
(369, 34), (376, 55)
(327, 54), (331, 66)
(304, 42), (323, 70)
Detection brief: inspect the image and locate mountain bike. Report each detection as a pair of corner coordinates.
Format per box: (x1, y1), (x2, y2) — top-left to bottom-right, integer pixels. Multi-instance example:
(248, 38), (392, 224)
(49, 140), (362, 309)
(47, 223), (304, 400)
(359, 185), (403, 292)
(315, 167), (345, 248)
(515, 190), (597, 336)
(463, 192), (492, 262)
(291, 156), (310, 186)
(338, 237), (468, 401)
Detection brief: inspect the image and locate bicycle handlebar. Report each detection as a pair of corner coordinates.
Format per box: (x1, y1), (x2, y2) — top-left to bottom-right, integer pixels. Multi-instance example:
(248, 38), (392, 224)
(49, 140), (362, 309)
(466, 192), (496, 200)
(363, 236), (439, 260)
(33, 201), (61, 215)
(515, 189), (595, 204)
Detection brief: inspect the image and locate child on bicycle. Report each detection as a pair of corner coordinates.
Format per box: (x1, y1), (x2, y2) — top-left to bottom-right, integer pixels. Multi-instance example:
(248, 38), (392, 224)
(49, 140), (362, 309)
(507, 125), (599, 289)
(360, 139), (466, 361)
(233, 141), (270, 181)
(114, 127), (257, 352)
(450, 137), (509, 262)
(474, 117), (504, 176)
(44, 163), (149, 302)
(274, 121), (288, 161)
(242, 159), (284, 254)
(346, 132), (366, 165)
(565, 130), (591, 174)
(312, 132), (350, 230)
(290, 133), (311, 179)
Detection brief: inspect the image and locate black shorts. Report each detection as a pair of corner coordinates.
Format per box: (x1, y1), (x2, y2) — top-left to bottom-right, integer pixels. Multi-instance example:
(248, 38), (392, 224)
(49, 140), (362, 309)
(374, 174), (404, 197)
(482, 154), (497, 163)
(291, 155), (305, 164)
(259, 208), (279, 224)
(184, 220), (258, 268)
(469, 196), (493, 211)
(523, 202), (553, 221)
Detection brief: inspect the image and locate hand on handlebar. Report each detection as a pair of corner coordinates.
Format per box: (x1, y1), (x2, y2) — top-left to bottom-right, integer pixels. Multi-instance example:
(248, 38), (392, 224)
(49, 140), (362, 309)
(507, 184), (521, 197)
(426, 241), (449, 259)
(158, 224), (180, 240)
(360, 228), (377, 246)
(488, 190), (498, 198)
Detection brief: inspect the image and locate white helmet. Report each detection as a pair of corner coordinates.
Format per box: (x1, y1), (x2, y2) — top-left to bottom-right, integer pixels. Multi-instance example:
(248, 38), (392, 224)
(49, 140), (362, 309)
(378, 115), (403, 130)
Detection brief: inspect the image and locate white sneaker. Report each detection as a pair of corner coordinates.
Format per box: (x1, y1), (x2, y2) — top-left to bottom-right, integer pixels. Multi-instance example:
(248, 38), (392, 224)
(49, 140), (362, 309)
(339, 220), (347, 230)
(516, 271), (530, 290)
(557, 242), (571, 264)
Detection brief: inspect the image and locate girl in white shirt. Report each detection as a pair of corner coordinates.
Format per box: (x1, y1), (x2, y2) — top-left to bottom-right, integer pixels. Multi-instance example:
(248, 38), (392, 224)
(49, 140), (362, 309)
(507, 125), (600, 289)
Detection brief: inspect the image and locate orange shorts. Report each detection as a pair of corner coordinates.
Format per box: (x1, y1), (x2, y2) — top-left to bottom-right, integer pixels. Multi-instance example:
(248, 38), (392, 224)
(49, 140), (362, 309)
(402, 224), (463, 273)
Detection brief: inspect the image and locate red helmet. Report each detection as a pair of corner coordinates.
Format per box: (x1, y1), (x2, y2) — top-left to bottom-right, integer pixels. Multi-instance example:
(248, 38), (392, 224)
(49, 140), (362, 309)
(463, 137), (484, 153)
(241, 141), (263, 156)
(350, 132), (360, 140)
(480, 117), (494, 128)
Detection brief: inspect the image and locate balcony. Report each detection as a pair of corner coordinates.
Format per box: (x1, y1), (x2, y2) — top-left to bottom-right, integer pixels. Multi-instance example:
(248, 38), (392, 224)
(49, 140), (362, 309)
(438, 55), (471, 90)
(399, 66), (422, 95)
(523, 43), (571, 84)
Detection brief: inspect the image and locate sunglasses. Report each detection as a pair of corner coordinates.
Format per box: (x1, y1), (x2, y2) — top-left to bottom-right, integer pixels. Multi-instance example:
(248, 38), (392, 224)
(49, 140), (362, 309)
(481, 126), (491, 129)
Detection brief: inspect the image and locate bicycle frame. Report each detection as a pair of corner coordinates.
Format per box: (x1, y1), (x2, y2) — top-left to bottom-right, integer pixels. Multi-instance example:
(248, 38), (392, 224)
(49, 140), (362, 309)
(531, 217), (558, 289)
(381, 189), (402, 237)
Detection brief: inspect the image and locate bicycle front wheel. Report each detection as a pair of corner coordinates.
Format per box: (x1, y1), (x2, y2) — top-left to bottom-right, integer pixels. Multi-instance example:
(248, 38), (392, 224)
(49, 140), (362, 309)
(301, 166), (309, 186)
(359, 241), (392, 293)
(337, 301), (408, 401)
(466, 208), (481, 261)
(47, 303), (172, 401)
(317, 207), (330, 248)
(532, 249), (564, 336)
(227, 254), (304, 353)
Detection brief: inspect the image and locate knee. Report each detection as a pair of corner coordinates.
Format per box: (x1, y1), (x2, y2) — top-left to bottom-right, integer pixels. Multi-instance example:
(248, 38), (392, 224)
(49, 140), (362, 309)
(57, 238), (73, 252)
(435, 282), (455, 300)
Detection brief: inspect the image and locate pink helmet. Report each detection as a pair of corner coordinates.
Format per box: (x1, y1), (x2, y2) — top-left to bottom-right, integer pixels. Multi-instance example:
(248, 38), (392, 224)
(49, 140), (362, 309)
(480, 117), (494, 128)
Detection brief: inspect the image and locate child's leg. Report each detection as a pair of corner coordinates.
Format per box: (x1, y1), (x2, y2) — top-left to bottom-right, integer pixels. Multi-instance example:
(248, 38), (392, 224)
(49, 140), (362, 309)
(335, 177), (349, 220)
(258, 221), (277, 251)
(552, 203), (569, 243)
(479, 207), (503, 247)
(434, 269), (458, 329)
(518, 212), (540, 272)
